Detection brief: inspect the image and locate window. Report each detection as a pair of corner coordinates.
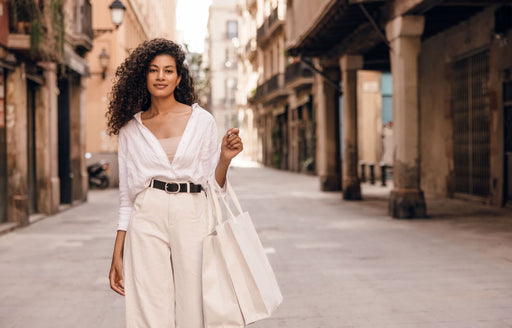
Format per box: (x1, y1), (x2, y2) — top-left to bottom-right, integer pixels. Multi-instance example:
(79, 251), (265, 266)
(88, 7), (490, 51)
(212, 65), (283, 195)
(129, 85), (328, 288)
(224, 47), (237, 69)
(226, 20), (238, 39)
(224, 78), (237, 106)
(225, 48), (231, 67)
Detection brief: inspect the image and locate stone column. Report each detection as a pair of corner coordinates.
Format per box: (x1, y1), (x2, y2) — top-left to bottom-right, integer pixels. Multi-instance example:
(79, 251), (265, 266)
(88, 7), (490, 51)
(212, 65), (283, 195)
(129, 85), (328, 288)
(340, 55), (363, 200)
(256, 106), (264, 163)
(79, 77), (89, 201)
(6, 64), (29, 225)
(265, 112), (273, 167)
(314, 59), (341, 191)
(70, 74), (88, 202)
(385, 15), (426, 218)
(287, 92), (297, 172)
(37, 62), (60, 215)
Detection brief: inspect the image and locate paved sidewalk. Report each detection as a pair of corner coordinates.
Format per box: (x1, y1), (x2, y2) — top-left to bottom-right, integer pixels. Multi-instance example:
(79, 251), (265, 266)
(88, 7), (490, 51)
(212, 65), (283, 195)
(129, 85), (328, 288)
(1, 164), (512, 327)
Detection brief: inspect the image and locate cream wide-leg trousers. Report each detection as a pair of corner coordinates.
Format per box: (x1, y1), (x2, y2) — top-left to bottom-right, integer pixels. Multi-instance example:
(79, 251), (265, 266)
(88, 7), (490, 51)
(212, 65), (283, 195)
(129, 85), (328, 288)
(124, 185), (212, 328)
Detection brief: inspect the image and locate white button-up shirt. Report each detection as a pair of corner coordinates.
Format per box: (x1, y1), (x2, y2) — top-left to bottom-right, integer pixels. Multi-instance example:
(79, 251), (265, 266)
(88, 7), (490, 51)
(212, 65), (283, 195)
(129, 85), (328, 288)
(117, 103), (222, 231)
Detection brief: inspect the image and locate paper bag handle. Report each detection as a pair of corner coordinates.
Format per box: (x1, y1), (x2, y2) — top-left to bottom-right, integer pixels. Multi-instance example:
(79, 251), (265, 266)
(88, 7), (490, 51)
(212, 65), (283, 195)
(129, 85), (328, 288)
(208, 181), (224, 226)
(208, 179), (244, 225)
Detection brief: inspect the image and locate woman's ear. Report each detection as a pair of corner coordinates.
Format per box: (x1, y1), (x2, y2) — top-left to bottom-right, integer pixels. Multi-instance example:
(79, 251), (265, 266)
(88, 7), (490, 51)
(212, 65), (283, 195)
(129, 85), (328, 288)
(177, 76), (182, 88)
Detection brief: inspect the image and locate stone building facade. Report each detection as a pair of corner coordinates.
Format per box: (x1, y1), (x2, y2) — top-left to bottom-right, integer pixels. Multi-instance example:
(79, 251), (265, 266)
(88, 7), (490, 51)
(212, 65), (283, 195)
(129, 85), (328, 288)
(285, 0), (512, 216)
(0, 0), (92, 232)
(238, 0), (314, 170)
(205, 0), (239, 136)
(237, 0), (391, 177)
(235, 0), (259, 162)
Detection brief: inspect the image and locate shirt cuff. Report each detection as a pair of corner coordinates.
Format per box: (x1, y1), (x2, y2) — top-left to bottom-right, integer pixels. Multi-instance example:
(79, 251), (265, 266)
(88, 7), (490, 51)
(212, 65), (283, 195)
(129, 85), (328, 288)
(117, 206), (132, 231)
(208, 175), (227, 197)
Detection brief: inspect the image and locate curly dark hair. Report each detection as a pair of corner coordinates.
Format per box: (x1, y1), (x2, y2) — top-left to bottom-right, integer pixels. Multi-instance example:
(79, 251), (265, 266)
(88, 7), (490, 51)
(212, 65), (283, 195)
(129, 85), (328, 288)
(106, 38), (197, 135)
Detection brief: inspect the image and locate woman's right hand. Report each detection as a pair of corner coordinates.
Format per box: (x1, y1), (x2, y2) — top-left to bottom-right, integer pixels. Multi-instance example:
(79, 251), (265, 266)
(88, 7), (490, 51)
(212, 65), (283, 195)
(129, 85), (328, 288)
(109, 256), (125, 296)
(109, 230), (127, 296)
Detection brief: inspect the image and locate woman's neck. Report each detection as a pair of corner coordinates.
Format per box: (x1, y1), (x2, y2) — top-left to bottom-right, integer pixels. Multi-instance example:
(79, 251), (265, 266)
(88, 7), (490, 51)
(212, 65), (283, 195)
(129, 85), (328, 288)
(147, 96), (187, 116)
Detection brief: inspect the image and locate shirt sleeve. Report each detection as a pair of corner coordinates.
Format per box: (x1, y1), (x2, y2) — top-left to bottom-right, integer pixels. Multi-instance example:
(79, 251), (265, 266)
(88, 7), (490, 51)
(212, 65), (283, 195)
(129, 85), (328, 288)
(117, 129), (133, 231)
(206, 118), (227, 196)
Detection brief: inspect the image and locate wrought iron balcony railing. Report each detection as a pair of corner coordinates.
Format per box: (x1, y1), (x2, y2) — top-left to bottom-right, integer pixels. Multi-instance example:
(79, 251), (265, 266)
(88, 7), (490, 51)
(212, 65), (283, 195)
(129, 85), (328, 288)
(285, 62), (313, 86)
(256, 4), (285, 46)
(252, 73), (286, 103)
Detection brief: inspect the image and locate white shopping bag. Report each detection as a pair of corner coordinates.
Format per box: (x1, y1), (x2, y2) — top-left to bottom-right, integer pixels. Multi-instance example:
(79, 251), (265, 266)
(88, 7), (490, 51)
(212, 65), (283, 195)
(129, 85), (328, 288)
(202, 229), (245, 328)
(202, 181), (282, 327)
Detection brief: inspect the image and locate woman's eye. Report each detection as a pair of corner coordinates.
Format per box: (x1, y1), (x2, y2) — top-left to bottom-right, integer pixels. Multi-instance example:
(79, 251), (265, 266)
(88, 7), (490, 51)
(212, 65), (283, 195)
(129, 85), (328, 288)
(166, 70), (173, 74)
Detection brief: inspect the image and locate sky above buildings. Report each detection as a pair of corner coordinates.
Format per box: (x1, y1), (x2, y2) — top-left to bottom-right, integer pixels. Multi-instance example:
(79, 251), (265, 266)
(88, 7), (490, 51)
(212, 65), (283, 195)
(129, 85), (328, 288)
(176, 0), (212, 53)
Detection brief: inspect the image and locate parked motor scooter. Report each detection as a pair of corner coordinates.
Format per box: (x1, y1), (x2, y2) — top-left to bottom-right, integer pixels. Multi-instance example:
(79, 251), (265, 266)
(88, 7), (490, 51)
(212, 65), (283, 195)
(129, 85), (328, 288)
(87, 161), (110, 189)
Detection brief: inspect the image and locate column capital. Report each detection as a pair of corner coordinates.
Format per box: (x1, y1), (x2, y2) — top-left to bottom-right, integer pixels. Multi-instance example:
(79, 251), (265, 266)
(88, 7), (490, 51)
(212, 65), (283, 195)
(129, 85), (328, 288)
(339, 55), (363, 71)
(385, 15), (425, 42)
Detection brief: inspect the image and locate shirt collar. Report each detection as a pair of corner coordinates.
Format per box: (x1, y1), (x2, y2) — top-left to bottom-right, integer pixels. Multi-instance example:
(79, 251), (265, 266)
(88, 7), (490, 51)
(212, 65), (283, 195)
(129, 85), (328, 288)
(133, 111), (143, 124)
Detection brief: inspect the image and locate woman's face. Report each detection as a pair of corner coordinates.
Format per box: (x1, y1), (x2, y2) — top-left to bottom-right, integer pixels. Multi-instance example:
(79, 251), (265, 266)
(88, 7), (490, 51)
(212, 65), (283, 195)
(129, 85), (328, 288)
(146, 54), (182, 99)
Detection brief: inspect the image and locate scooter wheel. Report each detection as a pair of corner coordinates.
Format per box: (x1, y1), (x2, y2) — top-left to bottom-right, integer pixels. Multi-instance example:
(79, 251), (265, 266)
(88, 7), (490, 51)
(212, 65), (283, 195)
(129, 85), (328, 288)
(99, 176), (110, 189)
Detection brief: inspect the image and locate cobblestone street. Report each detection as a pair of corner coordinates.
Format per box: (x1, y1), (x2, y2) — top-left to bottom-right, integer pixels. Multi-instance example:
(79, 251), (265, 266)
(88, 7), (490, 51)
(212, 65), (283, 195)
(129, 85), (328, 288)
(1, 163), (512, 327)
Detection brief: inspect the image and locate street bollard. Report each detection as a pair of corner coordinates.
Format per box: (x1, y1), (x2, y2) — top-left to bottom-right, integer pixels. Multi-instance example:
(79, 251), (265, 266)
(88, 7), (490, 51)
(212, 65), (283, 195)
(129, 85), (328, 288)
(380, 162), (387, 186)
(369, 162), (375, 185)
(359, 161), (366, 182)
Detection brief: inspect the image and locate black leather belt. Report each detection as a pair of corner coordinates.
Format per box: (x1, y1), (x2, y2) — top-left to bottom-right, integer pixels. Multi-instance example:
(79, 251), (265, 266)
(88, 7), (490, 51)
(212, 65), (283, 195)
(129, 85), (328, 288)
(150, 180), (202, 193)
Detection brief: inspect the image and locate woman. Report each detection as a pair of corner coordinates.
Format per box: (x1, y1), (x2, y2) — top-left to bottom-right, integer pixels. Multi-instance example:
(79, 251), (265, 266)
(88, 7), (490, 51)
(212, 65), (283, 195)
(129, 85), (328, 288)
(107, 38), (243, 328)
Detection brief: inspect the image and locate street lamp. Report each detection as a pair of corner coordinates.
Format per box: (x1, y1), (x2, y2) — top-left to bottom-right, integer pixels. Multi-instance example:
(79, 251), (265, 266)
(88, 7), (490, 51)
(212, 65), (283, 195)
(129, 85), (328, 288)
(98, 48), (110, 79)
(109, 0), (126, 28)
(93, 0), (126, 38)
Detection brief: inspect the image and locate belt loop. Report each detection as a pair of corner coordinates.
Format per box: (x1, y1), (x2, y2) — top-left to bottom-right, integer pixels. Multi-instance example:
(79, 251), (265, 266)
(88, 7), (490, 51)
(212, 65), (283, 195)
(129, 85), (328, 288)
(186, 182), (190, 193)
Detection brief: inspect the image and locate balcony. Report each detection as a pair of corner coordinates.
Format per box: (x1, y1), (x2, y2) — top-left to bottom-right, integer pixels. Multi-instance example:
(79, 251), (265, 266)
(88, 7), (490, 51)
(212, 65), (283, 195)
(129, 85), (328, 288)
(268, 6), (280, 27)
(244, 37), (257, 63)
(250, 82), (266, 104)
(256, 5), (285, 48)
(267, 73), (282, 93)
(285, 61), (314, 90)
(257, 24), (266, 44)
(5, 0), (38, 51)
(71, 0), (93, 54)
(251, 73), (288, 104)
(5, 1), (82, 58)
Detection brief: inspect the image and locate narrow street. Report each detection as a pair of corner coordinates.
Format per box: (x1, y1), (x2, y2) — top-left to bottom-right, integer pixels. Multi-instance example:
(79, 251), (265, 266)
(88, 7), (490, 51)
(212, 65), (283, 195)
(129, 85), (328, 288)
(1, 164), (512, 328)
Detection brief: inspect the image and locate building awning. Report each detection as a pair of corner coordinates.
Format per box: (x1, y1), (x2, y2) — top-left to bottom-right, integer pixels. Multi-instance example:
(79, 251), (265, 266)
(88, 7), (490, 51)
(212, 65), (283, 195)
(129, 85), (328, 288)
(287, 0), (384, 58)
(287, 0), (504, 61)
(64, 44), (90, 76)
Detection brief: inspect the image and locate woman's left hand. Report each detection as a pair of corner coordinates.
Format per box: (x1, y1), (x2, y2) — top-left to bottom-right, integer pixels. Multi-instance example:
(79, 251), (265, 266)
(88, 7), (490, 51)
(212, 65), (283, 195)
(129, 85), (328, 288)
(221, 128), (243, 162)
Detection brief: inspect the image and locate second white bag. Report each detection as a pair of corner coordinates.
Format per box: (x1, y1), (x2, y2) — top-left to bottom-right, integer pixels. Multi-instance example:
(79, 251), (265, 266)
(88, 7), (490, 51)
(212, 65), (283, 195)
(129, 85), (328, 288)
(202, 230), (245, 328)
(203, 181), (283, 326)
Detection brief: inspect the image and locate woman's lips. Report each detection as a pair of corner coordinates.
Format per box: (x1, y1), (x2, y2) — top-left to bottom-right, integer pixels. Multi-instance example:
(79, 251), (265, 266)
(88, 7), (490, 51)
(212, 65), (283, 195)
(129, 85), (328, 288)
(153, 84), (168, 89)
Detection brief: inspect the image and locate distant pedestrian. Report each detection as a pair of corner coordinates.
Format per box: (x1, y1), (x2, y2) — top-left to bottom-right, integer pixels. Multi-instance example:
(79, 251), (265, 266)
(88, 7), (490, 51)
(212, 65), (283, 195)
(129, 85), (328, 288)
(107, 38), (243, 327)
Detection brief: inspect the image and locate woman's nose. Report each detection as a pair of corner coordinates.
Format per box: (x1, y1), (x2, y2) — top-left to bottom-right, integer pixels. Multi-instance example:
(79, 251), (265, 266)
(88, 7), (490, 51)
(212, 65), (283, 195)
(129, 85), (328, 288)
(157, 70), (164, 79)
